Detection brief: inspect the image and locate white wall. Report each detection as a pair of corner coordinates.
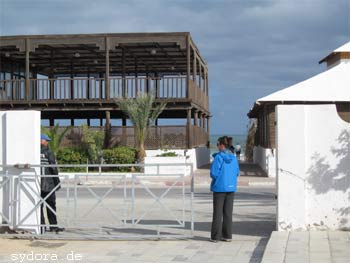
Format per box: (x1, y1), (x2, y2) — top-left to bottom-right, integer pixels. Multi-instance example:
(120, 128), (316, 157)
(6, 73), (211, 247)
(0, 111), (41, 233)
(276, 104), (350, 230)
(146, 146), (210, 170)
(253, 146), (276, 177)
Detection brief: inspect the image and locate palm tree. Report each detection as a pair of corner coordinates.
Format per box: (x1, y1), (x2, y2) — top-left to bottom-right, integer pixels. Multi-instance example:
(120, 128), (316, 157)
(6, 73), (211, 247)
(117, 93), (166, 162)
(41, 124), (72, 155)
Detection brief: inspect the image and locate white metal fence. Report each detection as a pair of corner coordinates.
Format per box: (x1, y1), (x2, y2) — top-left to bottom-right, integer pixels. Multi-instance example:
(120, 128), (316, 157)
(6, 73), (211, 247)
(0, 163), (194, 240)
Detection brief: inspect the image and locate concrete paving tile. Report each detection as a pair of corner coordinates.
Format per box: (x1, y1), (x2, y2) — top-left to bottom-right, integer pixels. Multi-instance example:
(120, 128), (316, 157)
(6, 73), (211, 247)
(285, 255), (308, 263)
(309, 231), (328, 240)
(261, 253), (285, 263)
(328, 231), (349, 241)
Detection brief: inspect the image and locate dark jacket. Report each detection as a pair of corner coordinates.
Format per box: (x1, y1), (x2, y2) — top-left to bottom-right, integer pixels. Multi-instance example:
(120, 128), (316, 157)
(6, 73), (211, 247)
(210, 150), (240, 192)
(40, 145), (60, 192)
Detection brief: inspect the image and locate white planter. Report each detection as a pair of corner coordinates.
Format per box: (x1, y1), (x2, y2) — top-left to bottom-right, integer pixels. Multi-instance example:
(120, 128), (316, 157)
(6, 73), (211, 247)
(144, 156), (190, 176)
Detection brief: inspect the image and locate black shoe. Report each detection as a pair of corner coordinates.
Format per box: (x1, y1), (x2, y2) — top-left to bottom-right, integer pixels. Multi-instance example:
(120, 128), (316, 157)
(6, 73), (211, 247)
(209, 238), (219, 243)
(221, 238), (232, 242)
(50, 227), (65, 233)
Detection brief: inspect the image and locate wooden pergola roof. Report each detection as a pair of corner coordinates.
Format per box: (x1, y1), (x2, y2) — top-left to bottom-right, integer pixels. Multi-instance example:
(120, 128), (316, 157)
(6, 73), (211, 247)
(0, 32), (207, 75)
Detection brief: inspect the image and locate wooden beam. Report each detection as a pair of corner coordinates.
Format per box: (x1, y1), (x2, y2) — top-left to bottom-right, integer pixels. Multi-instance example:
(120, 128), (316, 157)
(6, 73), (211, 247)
(186, 36), (190, 99)
(105, 37), (110, 100)
(186, 108), (192, 149)
(25, 39), (30, 100)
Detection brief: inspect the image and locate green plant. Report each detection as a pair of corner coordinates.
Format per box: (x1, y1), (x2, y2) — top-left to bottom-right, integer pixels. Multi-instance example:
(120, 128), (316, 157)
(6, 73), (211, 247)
(117, 93), (166, 163)
(80, 125), (105, 163)
(41, 124), (72, 155)
(156, 151), (178, 157)
(102, 147), (137, 172)
(56, 147), (88, 172)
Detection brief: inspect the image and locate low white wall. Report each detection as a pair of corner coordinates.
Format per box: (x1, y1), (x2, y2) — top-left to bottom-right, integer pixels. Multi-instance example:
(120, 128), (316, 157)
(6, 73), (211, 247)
(253, 146), (276, 177)
(276, 104), (350, 231)
(146, 147), (210, 169)
(144, 156), (190, 176)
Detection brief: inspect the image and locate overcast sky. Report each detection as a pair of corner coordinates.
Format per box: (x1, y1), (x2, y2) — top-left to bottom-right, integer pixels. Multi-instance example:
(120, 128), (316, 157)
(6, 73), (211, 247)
(1, 0), (349, 134)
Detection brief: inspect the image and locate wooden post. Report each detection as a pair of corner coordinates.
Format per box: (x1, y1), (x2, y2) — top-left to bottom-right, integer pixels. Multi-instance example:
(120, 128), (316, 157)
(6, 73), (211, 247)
(199, 61), (202, 90)
(186, 108), (192, 149)
(105, 37), (110, 100)
(135, 57), (138, 97)
(186, 36), (191, 99)
(99, 72), (103, 99)
(100, 118), (103, 126)
(49, 118), (54, 127)
(193, 51), (197, 85)
(87, 118), (90, 126)
(203, 114), (207, 131)
(70, 60), (74, 99)
(194, 110), (198, 126)
(70, 119), (74, 126)
(122, 118), (126, 126)
(87, 71), (90, 99)
(50, 50), (54, 100)
(122, 48), (126, 98)
(104, 110), (111, 148)
(25, 39), (30, 100)
(207, 116), (210, 134)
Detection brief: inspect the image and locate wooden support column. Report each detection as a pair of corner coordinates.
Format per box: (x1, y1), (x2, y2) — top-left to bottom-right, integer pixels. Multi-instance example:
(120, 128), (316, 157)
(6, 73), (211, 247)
(193, 51), (197, 84)
(186, 108), (192, 149)
(122, 48), (126, 97)
(100, 118), (103, 126)
(99, 72), (103, 99)
(104, 111), (111, 148)
(25, 39), (30, 100)
(105, 37), (110, 100)
(194, 110), (198, 126)
(207, 116), (210, 134)
(199, 61), (202, 90)
(203, 114), (207, 131)
(70, 60), (74, 99)
(122, 118), (127, 126)
(87, 71), (90, 99)
(49, 118), (54, 127)
(70, 119), (74, 126)
(87, 118), (90, 127)
(50, 50), (54, 100)
(135, 57), (138, 96)
(186, 36), (191, 99)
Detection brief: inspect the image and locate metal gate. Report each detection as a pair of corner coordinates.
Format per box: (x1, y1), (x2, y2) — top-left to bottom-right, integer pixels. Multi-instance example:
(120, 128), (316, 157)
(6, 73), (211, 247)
(0, 163), (194, 240)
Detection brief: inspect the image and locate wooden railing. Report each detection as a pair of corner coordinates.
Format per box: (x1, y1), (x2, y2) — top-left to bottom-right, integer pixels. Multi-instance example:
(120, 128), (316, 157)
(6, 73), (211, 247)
(0, 76), (208, 109)
(54, 125), (207, 149)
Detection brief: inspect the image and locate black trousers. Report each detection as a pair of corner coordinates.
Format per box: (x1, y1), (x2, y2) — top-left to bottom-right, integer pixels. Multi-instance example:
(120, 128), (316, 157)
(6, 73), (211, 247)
(211, 192), (235, 240)
(41, 191), (57, 226)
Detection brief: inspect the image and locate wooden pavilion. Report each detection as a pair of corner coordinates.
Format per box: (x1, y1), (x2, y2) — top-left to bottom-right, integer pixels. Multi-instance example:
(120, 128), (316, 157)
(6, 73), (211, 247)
(0, 32), (210, 149)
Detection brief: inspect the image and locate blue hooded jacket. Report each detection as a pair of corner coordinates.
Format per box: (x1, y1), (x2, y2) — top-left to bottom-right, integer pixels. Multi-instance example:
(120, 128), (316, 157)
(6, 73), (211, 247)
(210, 150), (240, 192)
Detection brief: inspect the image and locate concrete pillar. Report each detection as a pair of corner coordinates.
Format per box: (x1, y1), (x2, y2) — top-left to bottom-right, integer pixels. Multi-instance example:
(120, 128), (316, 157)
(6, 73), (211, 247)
(0, 111), (41, 234)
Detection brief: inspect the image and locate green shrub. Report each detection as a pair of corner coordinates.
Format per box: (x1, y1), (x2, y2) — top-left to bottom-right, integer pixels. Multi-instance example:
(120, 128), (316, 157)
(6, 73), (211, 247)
(156, 151), (178, 157)
(56, 147), (88, 172)
(102, 147), (137, 172)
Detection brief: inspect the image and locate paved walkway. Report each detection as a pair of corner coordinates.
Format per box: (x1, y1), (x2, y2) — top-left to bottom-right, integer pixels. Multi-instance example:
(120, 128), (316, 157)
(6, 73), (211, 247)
(0, 162), (276, 263)
(261, 231), (350, 263)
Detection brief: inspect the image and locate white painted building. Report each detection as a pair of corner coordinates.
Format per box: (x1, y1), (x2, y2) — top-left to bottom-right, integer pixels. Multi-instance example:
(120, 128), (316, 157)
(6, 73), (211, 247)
(248, 42), (350, 230)
(248, 41), (350, 178)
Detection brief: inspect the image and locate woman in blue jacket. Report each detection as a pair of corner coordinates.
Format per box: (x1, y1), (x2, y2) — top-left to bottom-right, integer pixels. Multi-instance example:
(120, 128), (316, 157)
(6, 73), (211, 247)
(210, 136), (240, 242)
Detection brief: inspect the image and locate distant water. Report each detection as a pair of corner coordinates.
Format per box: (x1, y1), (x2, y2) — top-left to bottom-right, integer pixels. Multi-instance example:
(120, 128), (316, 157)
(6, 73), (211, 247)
(210, 134), (246, 156)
